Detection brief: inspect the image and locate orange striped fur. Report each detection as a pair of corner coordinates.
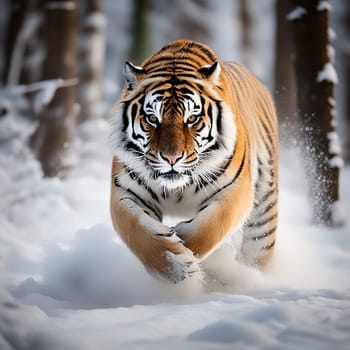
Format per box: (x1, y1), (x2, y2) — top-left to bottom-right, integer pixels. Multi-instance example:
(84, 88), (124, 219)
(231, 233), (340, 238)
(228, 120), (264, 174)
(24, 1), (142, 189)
(110, 40), (278, 282)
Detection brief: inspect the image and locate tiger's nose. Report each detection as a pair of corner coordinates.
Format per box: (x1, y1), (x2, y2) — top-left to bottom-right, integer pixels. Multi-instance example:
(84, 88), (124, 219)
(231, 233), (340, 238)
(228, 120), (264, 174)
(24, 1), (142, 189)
(160, 152), (183, 165)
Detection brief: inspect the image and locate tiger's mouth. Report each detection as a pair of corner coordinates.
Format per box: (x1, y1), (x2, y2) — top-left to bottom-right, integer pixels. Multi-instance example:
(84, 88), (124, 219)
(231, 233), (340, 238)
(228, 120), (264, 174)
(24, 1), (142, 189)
(153, 168), (192, 181)
(159, 169), (183, 180)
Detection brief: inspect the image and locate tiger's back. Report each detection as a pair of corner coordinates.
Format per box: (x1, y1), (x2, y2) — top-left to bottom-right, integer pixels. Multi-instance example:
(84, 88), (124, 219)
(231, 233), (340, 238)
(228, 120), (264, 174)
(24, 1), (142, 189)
(220, 61), (278, 266)
(110, 40), (278, 282)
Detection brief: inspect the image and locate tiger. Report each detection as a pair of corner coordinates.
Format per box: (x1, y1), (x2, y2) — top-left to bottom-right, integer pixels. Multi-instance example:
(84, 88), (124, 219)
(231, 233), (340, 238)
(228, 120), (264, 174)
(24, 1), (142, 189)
(110, 40), (278, 283)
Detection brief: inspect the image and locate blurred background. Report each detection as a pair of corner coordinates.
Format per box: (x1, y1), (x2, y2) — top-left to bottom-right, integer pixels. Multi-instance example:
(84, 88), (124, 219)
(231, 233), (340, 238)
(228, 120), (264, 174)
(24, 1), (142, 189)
(0, 0), (349, 224)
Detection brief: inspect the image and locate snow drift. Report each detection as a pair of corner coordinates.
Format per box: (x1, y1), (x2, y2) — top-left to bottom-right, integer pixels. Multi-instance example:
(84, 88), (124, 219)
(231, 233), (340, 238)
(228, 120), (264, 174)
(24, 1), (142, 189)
(0, 112), (349, 350)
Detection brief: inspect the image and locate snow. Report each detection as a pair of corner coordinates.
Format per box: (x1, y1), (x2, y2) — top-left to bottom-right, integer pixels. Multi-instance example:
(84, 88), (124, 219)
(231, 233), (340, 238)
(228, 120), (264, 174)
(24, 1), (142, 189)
(327, 131), (342, 155)
(6, 12), (42, 86)
(328, 155), (344, 168)
(316, 62), (339, 84)
(1, 111), (350, 349)
(328, 44), (335, 62)
(317, 1), (332, 12)
(286, 6), (307, 21)
(328, 27), (336, 40)
(47, 2), (76, 11)
(85, 12), (107, 30)
(32, 80), (64, 114)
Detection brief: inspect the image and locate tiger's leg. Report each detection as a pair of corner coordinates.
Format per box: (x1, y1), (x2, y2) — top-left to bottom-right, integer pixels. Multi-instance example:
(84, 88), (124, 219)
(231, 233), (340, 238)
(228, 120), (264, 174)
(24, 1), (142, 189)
(110, 181), (201, 282)
(239, 186), (278, 269)
(239, 213), (277, 268)
(175, 163), (255, 261)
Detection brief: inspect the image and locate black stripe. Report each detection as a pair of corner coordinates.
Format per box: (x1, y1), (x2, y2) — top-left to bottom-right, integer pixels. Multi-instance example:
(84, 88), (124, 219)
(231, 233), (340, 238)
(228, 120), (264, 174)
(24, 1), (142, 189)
(194, 156), (233, 193)
(199, 204), (208, 212)
(181, 203), (209, 225)
(147, 55), (202, 69)
(260, 119), (274, 157)
(131, 103), (138, 119)
(114, 176), (120, 187)
(183, 151), (197, 164)
(201, 98), (214, 144)
(261, 240), (275, 251)
(119, 197), (161, 221)
(178, 87), (196, 95)
(259, 200), (277, 217)
(251, 227), (276, 241)
(125, 141), (143, 155)
(121, 188), (162, 221)
(161, 189), (168, 199)
(146, 62), (199, 74)
(215, 101), (222, 134)
(115, 177), (161, 220)
(147, 73), (200, 80)
(202, 141), (220, 154)
(122, 101), (130, 132)
(200, 149), (246, 206)
(254, 189), (275, 208)
(130, 104), (145, 142)
(127, 169), (159, 202)
(187, 42), (216, 62)
(222, 155), (234, 171)
(247, 213), (278, 228)
(147, 79), (199, 94)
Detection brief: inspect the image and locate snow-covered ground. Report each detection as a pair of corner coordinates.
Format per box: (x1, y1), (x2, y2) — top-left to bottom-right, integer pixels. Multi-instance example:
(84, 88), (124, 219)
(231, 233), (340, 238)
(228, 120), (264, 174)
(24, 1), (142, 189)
(0, 110), (349, 350)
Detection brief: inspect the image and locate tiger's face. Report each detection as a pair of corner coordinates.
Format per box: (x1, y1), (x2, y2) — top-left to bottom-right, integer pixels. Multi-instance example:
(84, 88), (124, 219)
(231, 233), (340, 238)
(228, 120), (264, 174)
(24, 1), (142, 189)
(113, 60), (236, 190)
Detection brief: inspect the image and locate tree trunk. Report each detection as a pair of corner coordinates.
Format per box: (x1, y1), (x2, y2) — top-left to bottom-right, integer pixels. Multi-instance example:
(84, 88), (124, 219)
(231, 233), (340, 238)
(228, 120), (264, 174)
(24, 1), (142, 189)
(31, 0), (77, 177)
(238, 0), (252, 68)
(20, 0), (46, 86)
(345, 1), (350, 162)
(130, 0), (150, 64)
(77, 0), (106, 123)
(274, 0), (297, 139)
(3, 0), (31, 85)
(290, 0), (342, 226)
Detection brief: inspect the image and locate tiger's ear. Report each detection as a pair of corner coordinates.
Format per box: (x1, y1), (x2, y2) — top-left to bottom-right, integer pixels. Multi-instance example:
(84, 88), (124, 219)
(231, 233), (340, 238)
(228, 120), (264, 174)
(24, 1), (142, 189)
(198, 62), (221, 86)
(124, 61), (145, 90)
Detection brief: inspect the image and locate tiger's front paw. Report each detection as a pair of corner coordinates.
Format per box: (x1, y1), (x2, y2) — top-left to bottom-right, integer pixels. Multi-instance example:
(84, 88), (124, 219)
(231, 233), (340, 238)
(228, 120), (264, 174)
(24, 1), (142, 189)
(164, 248), (204, 283)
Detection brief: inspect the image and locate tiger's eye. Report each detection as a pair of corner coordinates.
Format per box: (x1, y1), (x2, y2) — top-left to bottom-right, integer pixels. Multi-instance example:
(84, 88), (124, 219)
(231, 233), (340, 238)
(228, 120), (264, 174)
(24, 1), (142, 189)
(187, 115), (198, 124)
(146, 115), (158, 124)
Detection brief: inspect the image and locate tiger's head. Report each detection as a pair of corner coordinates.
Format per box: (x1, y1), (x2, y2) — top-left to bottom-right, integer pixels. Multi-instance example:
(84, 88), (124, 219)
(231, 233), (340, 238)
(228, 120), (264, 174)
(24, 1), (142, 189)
(112, 40), (236, 190)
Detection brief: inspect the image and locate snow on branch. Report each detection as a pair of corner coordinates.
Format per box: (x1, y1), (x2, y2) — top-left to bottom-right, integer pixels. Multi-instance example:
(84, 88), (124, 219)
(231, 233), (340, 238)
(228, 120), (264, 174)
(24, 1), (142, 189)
(328, 27), (336, 40)
(317, 1), (332, 12)
(327, 44), (335, 63)
(9, 78), (78, 114)
(287, 6), (307, 21)
(327, 131), (342, 155)
(7, 13), (42, 86)
(327, 132), (344, 168)
(328, 156), (344, 168)
(85, 12), (107, 29)
(316, 62), (338, 84)
(47, 1), (76, 11)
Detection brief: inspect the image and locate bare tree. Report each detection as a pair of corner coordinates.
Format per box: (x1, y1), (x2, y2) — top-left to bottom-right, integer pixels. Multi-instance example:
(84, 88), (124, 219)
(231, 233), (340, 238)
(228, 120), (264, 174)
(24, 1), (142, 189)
(274, 0), (297, 139)
(3, 0), (45, 87)
(345, 1), (350, 161)
(3, 0), (30, 85)
(290, 0), (342, 226)
(129, 0), (151, 64)
(238, 0), (252, 68)
(31, 0), (77, 177)
(77, 0), (106, 123)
